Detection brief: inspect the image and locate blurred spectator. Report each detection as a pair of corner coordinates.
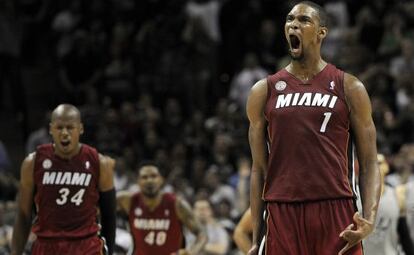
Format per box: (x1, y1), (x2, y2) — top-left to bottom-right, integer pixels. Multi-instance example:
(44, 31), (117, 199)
(0, 202), (13, 254)
(322, 1), (349, 63)
(377, 10), (404, 60)
(58, 29), (103, 105)
(203, 166), (237, 216)
(187, 199), (230, 255)
(0, 140), (17, 201)
(102, 22), (134, 105)
(386, 144), (414, 186)
(0, 0), (28, 138)
(229, 156), (251, 214)
(228, 52), (268, 112)
(96, 108), (123, 154)
(0, 141), (11, 173)
(390, 38), (414, 82)
(25, 111), (52, 154)
(52, 0), (83, 58)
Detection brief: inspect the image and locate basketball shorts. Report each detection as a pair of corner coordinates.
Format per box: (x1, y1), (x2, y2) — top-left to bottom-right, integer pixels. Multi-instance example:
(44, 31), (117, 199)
(264, 198), (363, 255)
(31, 234), (106, 255)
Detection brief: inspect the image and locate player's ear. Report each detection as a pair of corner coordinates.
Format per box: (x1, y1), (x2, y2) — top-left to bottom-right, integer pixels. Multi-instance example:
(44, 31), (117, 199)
(80, 123), (84, 135)
(318, 26), (328, 40)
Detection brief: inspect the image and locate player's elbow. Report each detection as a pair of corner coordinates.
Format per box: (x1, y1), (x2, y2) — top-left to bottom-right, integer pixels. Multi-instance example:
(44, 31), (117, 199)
(233, 227), (244, 245)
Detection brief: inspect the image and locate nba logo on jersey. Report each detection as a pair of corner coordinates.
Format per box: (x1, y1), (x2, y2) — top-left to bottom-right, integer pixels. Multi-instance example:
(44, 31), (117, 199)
(165, 210), (169, 216)
(42, 159), (52, 169)
(275, 81), (287, 91)
(85, 161), (90, 169)
(135, 207), (142, 216)
(329, 81), (335, 90)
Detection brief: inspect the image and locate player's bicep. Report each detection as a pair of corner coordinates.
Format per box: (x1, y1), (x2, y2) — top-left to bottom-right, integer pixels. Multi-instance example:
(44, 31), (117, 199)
(176, 198), (202, 234)
(345, 74), (377, 167)
(17, 154), (35, 217)
(99, 154), (115, 192)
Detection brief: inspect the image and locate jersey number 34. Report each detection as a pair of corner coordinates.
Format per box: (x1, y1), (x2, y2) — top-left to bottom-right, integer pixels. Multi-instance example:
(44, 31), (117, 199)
(56, 188), (86, 206)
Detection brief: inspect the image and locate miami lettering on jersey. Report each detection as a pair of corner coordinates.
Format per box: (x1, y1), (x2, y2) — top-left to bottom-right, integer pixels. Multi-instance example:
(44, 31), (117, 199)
(42, 171), (92, 187)
(134, 219), (171, 230)
(275, 92), (338, 109)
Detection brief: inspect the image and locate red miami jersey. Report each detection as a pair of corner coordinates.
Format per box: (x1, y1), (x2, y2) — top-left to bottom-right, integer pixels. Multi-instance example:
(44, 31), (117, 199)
(264, 63), (355, 202)
(129, 193), (184, 255)
(32, 144), (100, 238)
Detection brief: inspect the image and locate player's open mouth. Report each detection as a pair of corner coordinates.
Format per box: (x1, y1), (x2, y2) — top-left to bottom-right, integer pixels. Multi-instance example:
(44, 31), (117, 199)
(61, 141), (70, 147)
(289, 34), (301, 53)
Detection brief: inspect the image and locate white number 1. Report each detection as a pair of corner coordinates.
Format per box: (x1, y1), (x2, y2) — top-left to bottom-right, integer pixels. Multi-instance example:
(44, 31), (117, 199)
(320, 112), (332, 133)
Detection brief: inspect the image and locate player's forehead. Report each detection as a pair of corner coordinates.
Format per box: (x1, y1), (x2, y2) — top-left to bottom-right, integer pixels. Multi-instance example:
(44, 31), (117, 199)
(51, 107), (81, 123)
(50, 115), (81, 126)
(287, 4), (319, 21)
(139, 166), (160, 177)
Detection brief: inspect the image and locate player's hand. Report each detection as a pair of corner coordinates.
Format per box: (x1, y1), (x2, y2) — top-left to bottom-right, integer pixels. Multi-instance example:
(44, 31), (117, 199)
(247, 244), (258, 255)
(338, 212), (374, 255)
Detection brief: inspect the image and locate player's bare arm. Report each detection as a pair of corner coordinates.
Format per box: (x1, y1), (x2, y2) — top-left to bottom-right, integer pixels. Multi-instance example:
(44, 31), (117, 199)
(11, 153), (36, 255)
(246, 79), (268, 255)
(175, 197), (207, 255)
(339, 73), (381, 255)
(233, 208), (253, 254)
(98, 154), (116, 255)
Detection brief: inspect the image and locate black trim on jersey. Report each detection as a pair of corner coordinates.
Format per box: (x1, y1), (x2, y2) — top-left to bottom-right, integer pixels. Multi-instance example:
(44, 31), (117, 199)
(258, 207), (267, 255)
(347, 130), (359, 211)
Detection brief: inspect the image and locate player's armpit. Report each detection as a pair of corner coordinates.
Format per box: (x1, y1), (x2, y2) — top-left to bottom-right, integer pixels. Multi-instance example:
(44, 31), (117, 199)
(175, 197), (207, 254)
(11, 153), (36, 255)
(99, 154), (115, 192)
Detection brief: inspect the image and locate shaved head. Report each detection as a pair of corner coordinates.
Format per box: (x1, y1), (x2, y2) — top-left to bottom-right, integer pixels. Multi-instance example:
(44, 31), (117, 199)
(294, 1), (329, 28)
(51, 104), (81, 122)
(49, 104), (84, 158)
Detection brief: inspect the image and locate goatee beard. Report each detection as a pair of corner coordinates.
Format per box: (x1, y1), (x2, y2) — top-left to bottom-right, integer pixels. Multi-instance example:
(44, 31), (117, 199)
(289, 50), (304, 61)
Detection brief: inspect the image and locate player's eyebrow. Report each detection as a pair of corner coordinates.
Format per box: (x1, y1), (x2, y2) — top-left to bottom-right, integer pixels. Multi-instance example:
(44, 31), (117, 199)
(286, 14), (314, 23)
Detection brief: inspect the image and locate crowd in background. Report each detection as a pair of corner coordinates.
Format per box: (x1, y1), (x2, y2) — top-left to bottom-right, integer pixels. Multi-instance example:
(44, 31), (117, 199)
(1, 0), (414, 254)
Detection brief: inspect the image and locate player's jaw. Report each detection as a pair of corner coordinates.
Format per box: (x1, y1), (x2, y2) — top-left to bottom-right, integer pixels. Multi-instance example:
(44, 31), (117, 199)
(55, 135), (79, 155)
(142, 184), (160, 198)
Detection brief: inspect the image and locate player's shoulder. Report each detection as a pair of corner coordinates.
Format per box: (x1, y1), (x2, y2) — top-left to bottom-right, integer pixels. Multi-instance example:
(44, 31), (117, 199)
(247, 78), (268, 104)
(343, 72), (365, 91)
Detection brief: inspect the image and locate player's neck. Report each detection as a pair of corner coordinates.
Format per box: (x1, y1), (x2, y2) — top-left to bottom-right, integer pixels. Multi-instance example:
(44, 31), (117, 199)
(287, 57), (326, 82)
(53, 143), (82, 160)
(143, 193), (163, 211)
